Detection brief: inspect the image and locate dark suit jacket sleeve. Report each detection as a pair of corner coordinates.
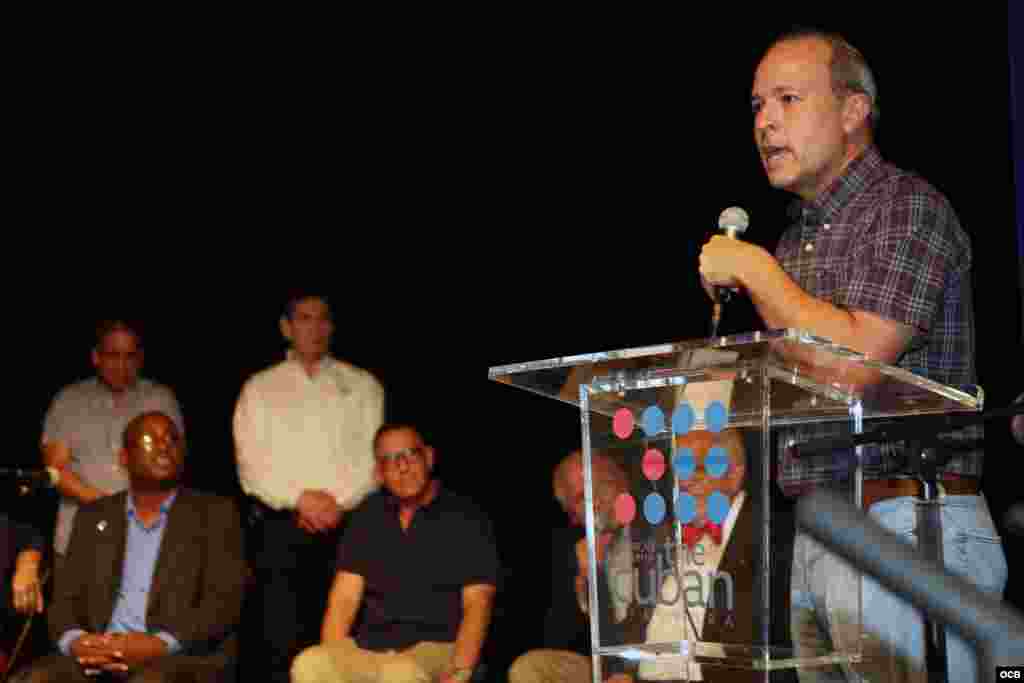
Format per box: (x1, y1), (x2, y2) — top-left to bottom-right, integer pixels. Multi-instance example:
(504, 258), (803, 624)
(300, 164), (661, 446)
(47, 496), (118, 643)
(152, 494), (246, 653)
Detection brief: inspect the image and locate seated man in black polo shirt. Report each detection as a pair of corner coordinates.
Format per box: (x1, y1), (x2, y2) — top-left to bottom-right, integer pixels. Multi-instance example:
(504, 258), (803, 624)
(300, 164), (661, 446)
(291, 423), (500, 683)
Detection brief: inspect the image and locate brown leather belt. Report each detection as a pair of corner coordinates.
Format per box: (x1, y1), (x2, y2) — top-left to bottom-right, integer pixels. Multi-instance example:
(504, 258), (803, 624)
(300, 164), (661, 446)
(862, 477), (980, 509)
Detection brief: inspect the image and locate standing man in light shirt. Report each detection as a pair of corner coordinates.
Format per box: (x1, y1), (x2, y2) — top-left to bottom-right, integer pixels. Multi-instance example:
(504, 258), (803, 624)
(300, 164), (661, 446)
(41, 319), (184, 568)
(233, 291), (385, 683)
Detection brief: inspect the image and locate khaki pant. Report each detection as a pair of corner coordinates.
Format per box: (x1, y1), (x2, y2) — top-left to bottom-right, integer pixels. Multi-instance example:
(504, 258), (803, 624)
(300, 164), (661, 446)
(291, 639), (455, 683)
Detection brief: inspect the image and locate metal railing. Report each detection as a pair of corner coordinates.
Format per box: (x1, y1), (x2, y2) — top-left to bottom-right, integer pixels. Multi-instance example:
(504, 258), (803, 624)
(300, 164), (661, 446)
(796, 490), (1024, 683)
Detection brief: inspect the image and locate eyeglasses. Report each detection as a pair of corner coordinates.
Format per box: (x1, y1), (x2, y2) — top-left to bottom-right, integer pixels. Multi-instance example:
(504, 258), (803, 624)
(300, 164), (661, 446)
(375, 447), (424, 468)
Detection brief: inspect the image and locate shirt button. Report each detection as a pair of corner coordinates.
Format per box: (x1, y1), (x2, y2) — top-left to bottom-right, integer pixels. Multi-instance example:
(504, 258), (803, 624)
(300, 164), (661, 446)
(804, 243), (814, 252)
(823, 224), (831, 230)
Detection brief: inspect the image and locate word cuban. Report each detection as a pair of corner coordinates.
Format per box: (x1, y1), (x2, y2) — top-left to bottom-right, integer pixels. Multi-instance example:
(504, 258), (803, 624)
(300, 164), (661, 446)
(606, 540), (736, 610)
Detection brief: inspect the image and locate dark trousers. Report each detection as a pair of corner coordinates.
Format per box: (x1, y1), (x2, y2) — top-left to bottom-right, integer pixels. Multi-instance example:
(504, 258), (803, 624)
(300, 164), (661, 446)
(11, 653), (220, 682)
(241, 506), (342, 683)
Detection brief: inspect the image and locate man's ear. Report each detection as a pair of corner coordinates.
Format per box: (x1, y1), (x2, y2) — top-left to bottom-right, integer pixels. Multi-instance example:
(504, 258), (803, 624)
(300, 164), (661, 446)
(279, 316), (293, 343)
(842, 92), (871, 134)
(424, 446), (436, 472)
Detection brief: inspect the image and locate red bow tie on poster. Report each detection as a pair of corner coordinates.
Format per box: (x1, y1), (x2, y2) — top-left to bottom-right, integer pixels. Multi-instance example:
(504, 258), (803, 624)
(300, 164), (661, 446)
(682, 520), (723, 549)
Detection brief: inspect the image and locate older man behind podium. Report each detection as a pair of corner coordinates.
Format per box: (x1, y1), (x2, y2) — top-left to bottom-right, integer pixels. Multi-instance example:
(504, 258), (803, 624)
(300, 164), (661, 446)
(509, 449), (640, 683)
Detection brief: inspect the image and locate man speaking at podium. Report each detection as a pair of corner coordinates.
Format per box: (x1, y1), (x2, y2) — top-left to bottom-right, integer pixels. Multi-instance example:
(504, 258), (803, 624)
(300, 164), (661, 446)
(697, 27), (1006, 683)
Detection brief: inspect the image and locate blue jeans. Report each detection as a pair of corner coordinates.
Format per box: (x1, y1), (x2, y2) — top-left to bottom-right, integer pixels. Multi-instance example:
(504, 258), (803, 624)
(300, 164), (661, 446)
(791, 493), (1007, 683)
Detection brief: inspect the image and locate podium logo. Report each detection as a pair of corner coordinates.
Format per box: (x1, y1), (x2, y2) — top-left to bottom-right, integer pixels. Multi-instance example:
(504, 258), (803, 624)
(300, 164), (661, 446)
(609, 539), (736, 611)
(611, 401), (739, 530)
(607, 400), (747, 625)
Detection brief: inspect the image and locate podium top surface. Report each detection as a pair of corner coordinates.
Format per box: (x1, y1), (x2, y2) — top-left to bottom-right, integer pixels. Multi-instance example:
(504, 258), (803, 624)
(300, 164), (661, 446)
(488, 329), (982, 424)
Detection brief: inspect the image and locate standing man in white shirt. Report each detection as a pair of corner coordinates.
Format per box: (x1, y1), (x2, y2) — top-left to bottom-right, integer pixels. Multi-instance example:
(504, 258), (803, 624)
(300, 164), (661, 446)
(232, 291), (385, 683)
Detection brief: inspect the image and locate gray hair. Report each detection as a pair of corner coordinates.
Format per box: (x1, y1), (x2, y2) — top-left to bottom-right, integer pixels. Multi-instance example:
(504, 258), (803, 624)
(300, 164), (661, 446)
(771, 27), (880, 131)
(552, 449), (628, 512)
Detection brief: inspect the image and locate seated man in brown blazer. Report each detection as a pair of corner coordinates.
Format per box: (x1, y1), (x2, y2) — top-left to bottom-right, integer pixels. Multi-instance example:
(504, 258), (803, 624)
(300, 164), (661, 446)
(13, 411), (246, 682)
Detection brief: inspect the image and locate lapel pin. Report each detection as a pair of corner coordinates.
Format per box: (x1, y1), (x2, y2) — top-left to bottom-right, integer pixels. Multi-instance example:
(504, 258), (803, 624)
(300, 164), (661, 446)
(97, 520), (108, 532)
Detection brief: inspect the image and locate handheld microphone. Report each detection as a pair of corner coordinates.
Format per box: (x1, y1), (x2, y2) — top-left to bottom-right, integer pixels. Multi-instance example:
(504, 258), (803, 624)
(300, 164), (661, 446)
(715, 206), (750, 303)
(709, 206), (750, 337)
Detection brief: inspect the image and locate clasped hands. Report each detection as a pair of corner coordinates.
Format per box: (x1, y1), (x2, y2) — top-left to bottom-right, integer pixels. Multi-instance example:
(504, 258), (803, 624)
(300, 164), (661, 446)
(71, 632), (168, 676)
(296, 490), (343, 533)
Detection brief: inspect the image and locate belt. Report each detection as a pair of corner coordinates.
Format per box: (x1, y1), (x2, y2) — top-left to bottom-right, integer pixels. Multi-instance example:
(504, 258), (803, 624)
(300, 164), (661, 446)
(862, 477), (980, 509)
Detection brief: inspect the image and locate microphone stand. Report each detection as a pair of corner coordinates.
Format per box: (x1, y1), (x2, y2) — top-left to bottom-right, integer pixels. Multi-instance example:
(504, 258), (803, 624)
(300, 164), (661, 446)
(795, 402), (1024, 683)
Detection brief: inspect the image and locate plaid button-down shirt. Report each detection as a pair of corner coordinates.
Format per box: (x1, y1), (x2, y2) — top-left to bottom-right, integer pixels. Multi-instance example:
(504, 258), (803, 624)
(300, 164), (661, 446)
(775, 145), (981, 497)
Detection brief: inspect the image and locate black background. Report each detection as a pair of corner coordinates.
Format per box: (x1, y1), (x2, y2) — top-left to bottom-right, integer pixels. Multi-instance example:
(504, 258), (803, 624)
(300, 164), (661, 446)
(3, 7), (1020, 678)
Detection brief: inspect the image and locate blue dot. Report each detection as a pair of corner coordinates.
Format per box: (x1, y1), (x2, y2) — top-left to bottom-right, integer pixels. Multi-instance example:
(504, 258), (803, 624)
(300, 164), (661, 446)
(641, 406), (666, 437)
(705, 401), (728, 432)
(644, 493), (666, 525)
(672, 403), (695, 435)
(706, 447), (730, 479)
(708, 491), (730, 524)
(673, 448), (696, 480)
(675, 493), (697, 524)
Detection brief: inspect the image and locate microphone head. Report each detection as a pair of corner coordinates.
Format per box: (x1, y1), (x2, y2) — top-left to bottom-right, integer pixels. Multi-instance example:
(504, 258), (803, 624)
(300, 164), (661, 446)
(718, 206), (750, 235)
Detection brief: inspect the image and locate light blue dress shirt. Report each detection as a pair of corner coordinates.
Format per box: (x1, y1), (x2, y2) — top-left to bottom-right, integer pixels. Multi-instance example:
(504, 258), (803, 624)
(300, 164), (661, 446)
(59, 491), (182, 656)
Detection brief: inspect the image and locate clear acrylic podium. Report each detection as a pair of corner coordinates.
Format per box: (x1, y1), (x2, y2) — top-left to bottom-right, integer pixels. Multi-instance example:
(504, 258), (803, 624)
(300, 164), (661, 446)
(488, 329), (982, 681)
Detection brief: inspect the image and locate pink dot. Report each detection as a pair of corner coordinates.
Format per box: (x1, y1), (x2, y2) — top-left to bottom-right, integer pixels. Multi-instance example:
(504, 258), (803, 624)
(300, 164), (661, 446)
(613, 409), (634, 439)
(642, 449), (666, 481)
(614, 493), (636, 526)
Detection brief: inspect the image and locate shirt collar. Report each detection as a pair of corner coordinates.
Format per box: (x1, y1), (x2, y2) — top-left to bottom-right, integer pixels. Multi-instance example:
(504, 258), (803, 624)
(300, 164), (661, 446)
(285, 349), (338, 380)
(789, 144), (885, 227)
(126, 489), (179, 530)
(386, 481), (444, 513)
(91, 376), (142, 402)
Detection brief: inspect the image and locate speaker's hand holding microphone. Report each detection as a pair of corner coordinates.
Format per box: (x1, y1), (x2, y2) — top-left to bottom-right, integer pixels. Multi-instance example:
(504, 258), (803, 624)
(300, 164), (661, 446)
(701, 206), (750, 336)
(701, 206), (751, 297)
